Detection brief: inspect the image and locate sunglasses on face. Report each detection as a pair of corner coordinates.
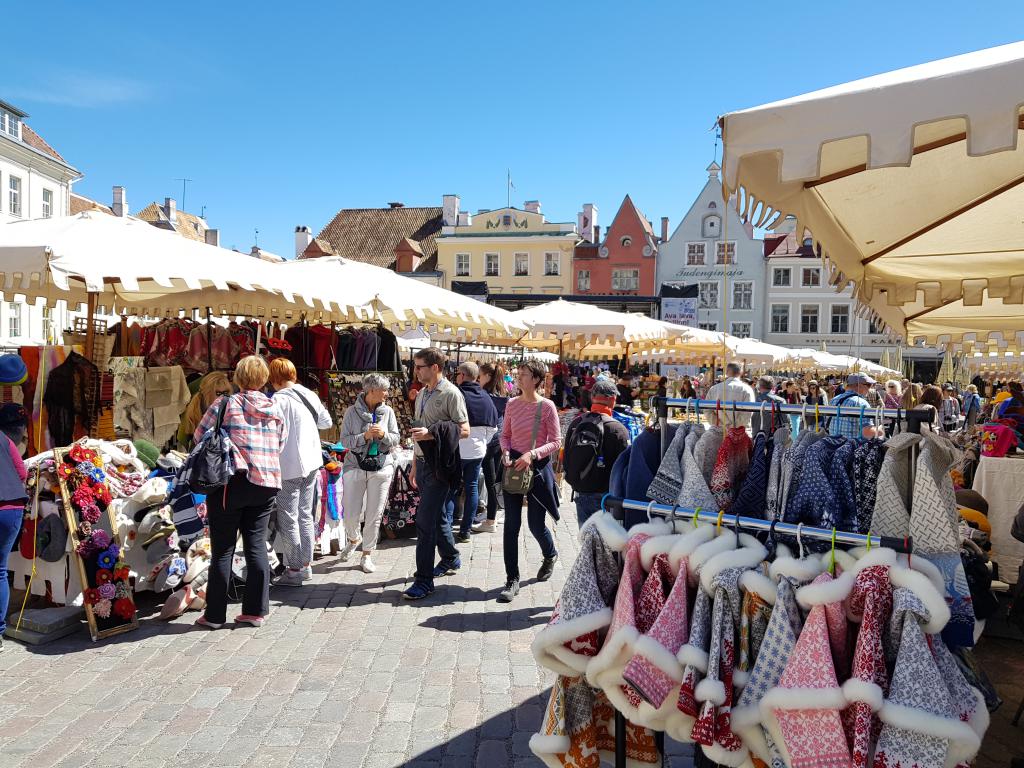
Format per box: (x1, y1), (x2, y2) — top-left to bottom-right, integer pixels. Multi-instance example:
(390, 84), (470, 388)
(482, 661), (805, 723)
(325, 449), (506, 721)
(216, 390), (231, 396)
(414, 364), (433, 370)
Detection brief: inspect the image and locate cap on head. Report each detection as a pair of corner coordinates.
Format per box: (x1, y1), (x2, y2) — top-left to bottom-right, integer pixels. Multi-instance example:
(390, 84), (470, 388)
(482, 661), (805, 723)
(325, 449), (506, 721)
(847, 372), (876, 387)
(591, 379), (618, 400)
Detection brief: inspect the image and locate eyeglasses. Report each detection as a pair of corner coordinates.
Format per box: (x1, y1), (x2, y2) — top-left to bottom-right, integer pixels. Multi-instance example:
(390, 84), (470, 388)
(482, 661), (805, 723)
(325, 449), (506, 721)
(414, 364), (432, 370)
(216, 390), (231, 396)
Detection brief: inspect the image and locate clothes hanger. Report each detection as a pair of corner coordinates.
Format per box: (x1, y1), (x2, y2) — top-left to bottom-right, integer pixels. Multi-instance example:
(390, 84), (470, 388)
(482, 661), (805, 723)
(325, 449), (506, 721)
(815, 401), (820, 432)
(829, 527), (837, 575)
(796, 522), (805, 559)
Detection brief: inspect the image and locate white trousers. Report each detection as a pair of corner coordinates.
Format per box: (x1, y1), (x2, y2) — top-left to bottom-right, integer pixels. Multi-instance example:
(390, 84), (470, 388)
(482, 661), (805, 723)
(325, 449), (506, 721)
(342, 465), (395, 553)
(275, 470), (318, 569)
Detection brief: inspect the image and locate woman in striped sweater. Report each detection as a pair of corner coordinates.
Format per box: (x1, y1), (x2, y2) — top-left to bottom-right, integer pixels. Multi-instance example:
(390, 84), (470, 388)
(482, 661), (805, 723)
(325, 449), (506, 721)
(498, 361), (560, 603)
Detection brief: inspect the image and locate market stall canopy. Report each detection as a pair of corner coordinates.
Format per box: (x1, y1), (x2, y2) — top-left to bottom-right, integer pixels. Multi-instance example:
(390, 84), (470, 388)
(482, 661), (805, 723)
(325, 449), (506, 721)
(0, 212), (328, 315)
(509, 300), (669, 348)
(730, 338), (794, 366)
(720, 40), (1024, 345)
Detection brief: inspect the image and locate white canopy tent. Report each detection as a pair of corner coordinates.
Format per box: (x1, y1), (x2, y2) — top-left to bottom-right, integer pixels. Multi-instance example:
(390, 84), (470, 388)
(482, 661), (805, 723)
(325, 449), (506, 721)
(508, 300), (669, 350)
(720, 41), (1024, 348)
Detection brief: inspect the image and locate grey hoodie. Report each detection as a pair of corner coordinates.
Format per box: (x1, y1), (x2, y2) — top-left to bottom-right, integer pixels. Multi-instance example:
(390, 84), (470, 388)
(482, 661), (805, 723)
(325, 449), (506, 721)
(341, 394), (401, 472)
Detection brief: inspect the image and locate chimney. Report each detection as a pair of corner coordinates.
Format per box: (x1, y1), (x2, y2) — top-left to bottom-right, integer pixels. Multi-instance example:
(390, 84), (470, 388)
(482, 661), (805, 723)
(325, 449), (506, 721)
(250, 246), (261, 259)
(593, 225), (601, 243)
(112, 185), (129, 217)
(578, 203), (597, 242)
(524, 200), (541, 215)
(205, 229), (220, 247)
(294, 225), (313, 258)
(456, 211), (472, 226)
(164, 197), (177, 224)
(660, 216), (669, 242)
(442, 194), (460, 226)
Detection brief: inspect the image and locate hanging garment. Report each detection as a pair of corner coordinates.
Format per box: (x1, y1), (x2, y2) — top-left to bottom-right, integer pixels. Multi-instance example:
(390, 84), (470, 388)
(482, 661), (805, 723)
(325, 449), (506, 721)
(678, 428), (719, 512)
(735, 562), (774, 689)
(709, 427), (753, 512)
(828, 440), (858, 534)
(765, 426), (792, 524)
(586, 521), (674, 718)
(648, 422), (694, 504)
(146, 366), (191, 447)
(531, 673), (661, 768)
(731, 430), (772, 519)
(777, 429), (825, 520)
(852, 439), (887, 534)
(732, 550), (822, 766)
(622, 524), (716, 730)
(44, 351), (100, 446)
(184, 324), (238, 373)
(533, 512), (628, 677)
(690, 536), (767, 767)
(784, 435), (847, 536)
(873, 579), (983, 768)
(912, 431), (975, 649)
(761, 570), (855, 768)
(672, 531), (751, 739)
(622, 428), (672, 528)
(870, 432), (921, 537)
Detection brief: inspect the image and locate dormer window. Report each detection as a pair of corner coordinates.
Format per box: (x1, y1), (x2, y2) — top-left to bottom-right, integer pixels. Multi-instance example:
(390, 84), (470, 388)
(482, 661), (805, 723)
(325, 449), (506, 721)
(0, 108), (20, 139)
(620, 236), (632, 247)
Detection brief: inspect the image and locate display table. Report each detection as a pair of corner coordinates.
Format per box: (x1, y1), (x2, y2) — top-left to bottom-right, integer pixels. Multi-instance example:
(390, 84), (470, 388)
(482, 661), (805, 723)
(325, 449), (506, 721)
(972, 454), (1024, 583)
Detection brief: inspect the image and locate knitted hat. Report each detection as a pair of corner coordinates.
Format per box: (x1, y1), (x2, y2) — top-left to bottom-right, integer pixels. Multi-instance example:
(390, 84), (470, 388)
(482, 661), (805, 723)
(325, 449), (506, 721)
(133, 439), (160, 470)
(35, 514), (68, 562)
(0, 354), (27, 386)
(0, 403), (27, 432)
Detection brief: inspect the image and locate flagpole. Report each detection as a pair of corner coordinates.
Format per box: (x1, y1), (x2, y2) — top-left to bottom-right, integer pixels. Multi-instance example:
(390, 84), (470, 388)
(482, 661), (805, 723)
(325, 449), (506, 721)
(507, 169), (511, 208)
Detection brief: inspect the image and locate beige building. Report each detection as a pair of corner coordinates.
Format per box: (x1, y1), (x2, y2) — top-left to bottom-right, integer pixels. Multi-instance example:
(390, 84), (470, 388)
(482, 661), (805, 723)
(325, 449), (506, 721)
(435, 197), (579, 297)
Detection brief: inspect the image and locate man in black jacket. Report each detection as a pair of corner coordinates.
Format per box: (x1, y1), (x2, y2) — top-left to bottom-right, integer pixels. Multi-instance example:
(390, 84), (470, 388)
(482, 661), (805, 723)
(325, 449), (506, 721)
(563, 378), (630, 528)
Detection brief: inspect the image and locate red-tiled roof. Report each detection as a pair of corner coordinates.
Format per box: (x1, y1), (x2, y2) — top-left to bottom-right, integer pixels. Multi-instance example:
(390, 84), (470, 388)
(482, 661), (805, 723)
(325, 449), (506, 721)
(135, 202), (208, 243)
(69, 193), (114, 216)
(20, 124), (65, 162)
(310, 205), (443, 271)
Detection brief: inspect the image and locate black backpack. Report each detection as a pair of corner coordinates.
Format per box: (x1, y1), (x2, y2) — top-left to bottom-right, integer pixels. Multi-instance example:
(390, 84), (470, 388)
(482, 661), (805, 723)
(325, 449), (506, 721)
(564, 412), (609, 490)
(179, 397), (240, 495)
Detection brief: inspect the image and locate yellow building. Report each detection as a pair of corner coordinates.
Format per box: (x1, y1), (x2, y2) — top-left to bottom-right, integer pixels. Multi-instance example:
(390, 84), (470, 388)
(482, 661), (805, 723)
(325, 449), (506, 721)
(435, 197), (579, 298)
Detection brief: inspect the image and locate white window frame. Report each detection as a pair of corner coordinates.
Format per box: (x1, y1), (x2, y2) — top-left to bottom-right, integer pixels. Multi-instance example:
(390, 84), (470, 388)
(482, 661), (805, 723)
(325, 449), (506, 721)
(698, 281), (719, 310)
(731, 322), (752, 338)
(485, 252), (500, 277)
(514, 252), (530, 277)
(42, 188), (53, 218)
(454, 253), (471, 277)
(800, 304), (820, 334)
(686, 242), (706, 265)
(7, 302), (21, 338)
(830, 304), (850, 335)
(770, 304), (790, 334)
(772, 267), (791, 287)
(577, 270), (591, 291)
(801, 267), (821, 287)
(731, 281), (753, 310)
(8, 175), (21, 217)
(698, 322), (718, 331)
(715, 240), (736, 265)
(611, 268), (640, 291)
(544, 251), (560, 276)
(868, 318), (884, 335)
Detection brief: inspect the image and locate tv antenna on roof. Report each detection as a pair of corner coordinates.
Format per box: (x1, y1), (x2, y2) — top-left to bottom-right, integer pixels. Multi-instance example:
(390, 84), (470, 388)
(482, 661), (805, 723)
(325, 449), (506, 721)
(174, 177), (192, 211)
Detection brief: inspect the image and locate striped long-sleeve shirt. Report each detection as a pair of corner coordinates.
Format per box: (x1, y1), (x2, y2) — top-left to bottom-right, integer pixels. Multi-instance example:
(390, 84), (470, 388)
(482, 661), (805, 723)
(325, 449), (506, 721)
(500, 396), (560, 460)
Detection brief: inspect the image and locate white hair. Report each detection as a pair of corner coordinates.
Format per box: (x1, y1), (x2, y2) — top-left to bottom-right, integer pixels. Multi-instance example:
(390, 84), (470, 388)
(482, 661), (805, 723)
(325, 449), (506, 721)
(362, 373), (391, 392)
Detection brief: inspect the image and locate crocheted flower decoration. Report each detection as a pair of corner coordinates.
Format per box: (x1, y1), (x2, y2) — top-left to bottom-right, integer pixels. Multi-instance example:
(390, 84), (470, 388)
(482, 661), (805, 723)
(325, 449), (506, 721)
(57, 463), (75, 480)
(68, 444), (88, 463)
(75, 539), (96, 557)
(97, 582), (116, 600)
(93, 484), (112, 506)
(96, 550), (116, 570)
(91, 455), (104, 469)
(94, 599), (112, 618)
(80, 505), (101, 524)
(95, 569), (113, 585)
(72, 484), (95, 509)
(77, 521), (93, 539)
(83, 588), (100, 606)
(91, 530), (111, 550)
(114, 565), (130, 581)
(113, 598), (135, 620)
(114, 581), (131, 599)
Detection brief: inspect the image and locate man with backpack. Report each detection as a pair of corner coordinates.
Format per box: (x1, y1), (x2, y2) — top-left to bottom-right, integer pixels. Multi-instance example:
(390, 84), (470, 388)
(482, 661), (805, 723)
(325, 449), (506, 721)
(563, 378), (630, 528)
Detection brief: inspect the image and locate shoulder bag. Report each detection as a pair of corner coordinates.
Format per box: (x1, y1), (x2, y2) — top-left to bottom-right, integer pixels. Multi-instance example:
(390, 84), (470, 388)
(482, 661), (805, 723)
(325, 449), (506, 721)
(502, 402), (543, 495)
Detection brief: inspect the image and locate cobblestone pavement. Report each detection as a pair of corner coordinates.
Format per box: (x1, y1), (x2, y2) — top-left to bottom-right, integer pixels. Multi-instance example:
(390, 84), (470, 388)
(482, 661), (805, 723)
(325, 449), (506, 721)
(0, 497), (1017, 768)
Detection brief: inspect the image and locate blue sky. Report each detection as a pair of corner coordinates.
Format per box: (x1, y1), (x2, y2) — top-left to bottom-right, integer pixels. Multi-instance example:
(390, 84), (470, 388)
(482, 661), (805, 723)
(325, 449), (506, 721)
(3, 3), (1022, 258)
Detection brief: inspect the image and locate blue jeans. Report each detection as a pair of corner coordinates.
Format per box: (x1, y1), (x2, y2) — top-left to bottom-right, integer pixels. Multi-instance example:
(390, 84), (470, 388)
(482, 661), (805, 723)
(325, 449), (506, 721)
(574, 492), (605, 529)
(414, 459), (460, 586)
(458, 458), (484, 535)
(0, 509), (23, 635)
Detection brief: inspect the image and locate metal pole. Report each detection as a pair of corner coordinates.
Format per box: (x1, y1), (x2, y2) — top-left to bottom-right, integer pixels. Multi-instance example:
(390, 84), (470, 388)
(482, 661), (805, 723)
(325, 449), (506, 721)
(205, 307), (214, 373)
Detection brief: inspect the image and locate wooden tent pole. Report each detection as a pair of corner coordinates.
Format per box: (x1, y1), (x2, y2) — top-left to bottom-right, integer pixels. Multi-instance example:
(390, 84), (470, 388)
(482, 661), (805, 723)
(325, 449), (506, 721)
(85, 292), (98, 360)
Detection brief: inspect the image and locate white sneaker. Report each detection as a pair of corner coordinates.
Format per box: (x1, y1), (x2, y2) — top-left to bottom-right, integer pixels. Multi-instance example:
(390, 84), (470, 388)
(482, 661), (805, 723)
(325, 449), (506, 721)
(300, 566), (313, 581)
(339, 540), (359, 561)
(359, 554), (376, 573)
(472, 519), (496, 533)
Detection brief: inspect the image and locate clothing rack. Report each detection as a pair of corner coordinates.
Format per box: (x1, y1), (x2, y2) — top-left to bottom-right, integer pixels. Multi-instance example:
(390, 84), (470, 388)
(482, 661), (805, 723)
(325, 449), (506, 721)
(601, 396), (928, 768)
